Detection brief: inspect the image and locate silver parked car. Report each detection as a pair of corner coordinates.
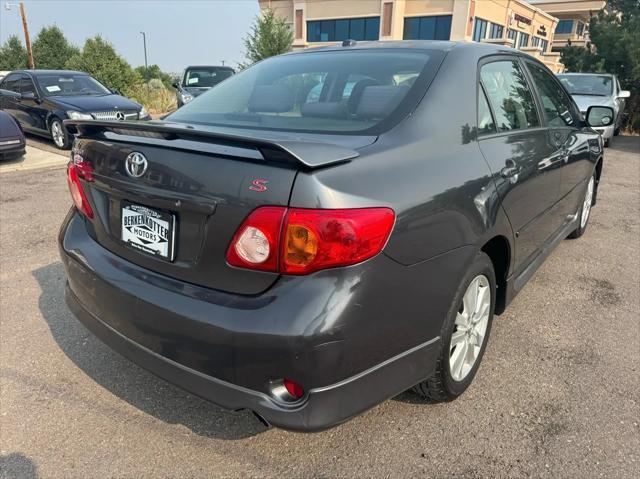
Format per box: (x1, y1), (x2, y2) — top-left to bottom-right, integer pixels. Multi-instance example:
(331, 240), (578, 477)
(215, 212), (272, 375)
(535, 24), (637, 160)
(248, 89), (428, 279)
(557, 73), (630, 147)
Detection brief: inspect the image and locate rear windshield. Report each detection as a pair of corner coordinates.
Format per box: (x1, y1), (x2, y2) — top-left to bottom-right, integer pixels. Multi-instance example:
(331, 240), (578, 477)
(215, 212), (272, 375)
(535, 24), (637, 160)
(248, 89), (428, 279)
(167, 50), (442, 135)
(36, 74), (110, 96)
(182, 67), (235, 88)
(557, 74), (613, 97)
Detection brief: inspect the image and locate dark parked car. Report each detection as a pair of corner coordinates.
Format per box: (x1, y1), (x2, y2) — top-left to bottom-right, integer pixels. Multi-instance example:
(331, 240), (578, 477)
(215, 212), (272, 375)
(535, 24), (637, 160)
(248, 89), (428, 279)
(59, 41), (611, 431)
(173, 65), (235, 107)
(0, 70), (150, 150)
(0, 91), (25, 160)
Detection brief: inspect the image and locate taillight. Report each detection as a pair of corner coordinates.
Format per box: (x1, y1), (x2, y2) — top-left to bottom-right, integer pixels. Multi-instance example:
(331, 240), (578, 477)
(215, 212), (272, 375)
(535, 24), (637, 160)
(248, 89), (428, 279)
(226, 206), (286, 272)
(66, 163), (94, 219)
(226, 206), (394, 274)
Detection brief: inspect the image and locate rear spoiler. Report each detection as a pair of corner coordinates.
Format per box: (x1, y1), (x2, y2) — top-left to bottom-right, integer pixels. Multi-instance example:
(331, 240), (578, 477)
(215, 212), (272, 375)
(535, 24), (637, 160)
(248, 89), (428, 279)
(64, 119), (359, 169)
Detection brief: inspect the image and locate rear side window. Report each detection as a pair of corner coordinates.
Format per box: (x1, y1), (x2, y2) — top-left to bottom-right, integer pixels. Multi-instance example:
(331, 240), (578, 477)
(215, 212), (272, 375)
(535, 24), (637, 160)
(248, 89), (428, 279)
(1, 73), (21, 92)
(525, 61), (576, 127)
(168, 50), (443, 135)
(478, 86), (496, 135)
(480, 60), (540, 132)
(183, 67), (234, 88)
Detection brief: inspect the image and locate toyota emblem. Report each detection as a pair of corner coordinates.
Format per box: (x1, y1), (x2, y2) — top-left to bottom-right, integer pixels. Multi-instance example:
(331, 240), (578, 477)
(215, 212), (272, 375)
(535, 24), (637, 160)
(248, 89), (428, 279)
(125, 152), (148, 178)
(115, 111), (125, 121)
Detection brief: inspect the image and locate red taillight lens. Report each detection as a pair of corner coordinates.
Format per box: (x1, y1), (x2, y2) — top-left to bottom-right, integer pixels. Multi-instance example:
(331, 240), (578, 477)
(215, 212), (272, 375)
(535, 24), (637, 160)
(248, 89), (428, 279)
(281, 208), (395, 274)
(283, 378), (304, 399)
(66, 163), (94, 219)
(226, 206), (286, 272)
(226, 206), (395, 274)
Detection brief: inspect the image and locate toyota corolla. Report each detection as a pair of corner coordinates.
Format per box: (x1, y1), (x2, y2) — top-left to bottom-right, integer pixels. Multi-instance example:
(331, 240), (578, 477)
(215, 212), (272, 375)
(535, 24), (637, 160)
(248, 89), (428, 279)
(59, 41), (611, 431)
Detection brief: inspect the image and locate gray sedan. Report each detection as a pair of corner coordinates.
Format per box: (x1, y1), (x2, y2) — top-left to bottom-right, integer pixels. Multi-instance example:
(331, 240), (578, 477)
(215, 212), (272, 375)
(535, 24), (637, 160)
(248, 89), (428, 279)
(557, 73), (630, 146)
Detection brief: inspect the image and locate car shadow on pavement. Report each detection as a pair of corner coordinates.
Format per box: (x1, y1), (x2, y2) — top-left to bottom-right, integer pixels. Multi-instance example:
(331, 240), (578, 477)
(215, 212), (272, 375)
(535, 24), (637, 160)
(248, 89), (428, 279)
(0, 452), (38, 479)
(33, 262), (268, 440)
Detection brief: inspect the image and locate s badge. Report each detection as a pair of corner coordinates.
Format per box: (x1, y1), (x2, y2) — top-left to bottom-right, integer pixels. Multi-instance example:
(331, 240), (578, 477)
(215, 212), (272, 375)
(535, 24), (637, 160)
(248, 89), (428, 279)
(249, 179), (268, 192)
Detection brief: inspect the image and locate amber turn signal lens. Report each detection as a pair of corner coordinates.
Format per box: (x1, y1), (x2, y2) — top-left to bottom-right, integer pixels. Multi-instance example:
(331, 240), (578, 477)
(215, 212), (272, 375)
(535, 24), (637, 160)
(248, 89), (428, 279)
(285, 224), (318, 266)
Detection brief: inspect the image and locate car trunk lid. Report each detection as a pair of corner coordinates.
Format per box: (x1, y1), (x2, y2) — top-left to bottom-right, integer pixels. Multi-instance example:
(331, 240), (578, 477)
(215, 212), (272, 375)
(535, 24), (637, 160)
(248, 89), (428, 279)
(65, 119), (374, 295)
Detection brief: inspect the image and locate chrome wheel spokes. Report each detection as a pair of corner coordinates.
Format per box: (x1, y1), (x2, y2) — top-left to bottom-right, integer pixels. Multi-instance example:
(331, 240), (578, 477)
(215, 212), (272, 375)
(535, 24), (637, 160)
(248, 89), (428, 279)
(51, 122), (64, 147)
(581, 176), (594, 228)
(449, 275), (491, 382)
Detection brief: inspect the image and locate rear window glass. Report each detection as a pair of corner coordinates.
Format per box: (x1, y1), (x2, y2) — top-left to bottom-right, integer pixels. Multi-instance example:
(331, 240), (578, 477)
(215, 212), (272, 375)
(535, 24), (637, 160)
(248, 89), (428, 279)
(183, 67), (234, 88)
(167, 50), (443, 135)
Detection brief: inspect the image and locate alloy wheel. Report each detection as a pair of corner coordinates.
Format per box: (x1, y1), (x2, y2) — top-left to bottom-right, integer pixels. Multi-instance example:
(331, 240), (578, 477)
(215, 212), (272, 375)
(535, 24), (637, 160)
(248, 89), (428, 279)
(449, 275), (491, 382)
(580, 176), (594, 229)
(51, 121), (65, 148)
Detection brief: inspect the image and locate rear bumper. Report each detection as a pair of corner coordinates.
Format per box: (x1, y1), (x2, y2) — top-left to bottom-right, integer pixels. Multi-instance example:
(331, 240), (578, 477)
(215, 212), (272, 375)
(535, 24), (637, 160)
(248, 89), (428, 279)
(0, 137), (25, 156)
(58, 210), (466, 431)
(65, 284), (438, 431)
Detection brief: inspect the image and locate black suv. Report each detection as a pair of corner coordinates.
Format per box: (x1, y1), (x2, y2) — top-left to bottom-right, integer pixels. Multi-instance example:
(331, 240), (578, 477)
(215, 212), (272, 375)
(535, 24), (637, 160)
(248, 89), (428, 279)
(173, 65), (235, 107)
(0, 70), (150, 149)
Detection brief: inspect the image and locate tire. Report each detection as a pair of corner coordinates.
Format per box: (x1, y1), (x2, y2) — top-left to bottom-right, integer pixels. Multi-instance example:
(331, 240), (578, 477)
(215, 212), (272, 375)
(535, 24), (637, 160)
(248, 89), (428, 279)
(603, 138), (610, 147)
(614, 127), (620, 137)
(567, 172), (595, 239)
(413, 251), (496, 402)
(49, 117), (70, 150)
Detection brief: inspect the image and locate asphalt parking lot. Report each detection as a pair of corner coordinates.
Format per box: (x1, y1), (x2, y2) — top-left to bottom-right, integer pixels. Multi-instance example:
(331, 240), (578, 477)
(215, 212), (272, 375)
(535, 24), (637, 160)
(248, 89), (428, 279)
(1, 136), (638, 478)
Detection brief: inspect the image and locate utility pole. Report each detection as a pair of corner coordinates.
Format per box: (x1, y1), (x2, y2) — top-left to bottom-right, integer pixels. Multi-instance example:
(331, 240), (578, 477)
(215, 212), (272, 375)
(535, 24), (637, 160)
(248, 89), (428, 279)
(140, 31), (148, 77)
(221, 60), (225, 66)
(5, 2), (34, 69)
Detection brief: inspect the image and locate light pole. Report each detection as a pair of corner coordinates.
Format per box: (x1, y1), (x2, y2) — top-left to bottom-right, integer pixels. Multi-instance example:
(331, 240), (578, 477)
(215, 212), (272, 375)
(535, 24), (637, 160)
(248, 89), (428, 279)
(5, 2), (34, 69)
(140, 31), (148, 80)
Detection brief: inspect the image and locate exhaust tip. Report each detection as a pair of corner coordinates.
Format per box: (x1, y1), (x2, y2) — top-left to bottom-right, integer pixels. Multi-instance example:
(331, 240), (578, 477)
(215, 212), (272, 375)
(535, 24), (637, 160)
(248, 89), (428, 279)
(252, 411), (270, 428)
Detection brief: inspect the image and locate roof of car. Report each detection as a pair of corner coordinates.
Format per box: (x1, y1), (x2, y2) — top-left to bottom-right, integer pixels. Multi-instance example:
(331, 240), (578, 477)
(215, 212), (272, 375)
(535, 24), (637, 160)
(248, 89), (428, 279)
(185, 65), (234, 69)
(287, 40), (516, 55)
(10, 69), (88, 76)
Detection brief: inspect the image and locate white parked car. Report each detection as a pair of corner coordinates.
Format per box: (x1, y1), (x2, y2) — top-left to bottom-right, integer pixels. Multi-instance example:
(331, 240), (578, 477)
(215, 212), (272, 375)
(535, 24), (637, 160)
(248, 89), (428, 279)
(557, 73), (630, 147)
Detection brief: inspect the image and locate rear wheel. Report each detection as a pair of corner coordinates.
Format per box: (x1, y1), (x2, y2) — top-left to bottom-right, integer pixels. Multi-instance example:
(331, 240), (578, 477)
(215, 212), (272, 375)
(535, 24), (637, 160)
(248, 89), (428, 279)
(50, 118), (70, 150)
(567, 173), (595, 239)
(413, 252), (495, 402)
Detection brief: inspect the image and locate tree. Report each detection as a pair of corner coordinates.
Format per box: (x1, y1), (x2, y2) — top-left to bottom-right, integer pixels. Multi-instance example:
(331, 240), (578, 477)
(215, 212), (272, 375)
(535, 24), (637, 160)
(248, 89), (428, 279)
(134, 64), (173, 88)
(65, 36), (141, 95)
(560, 0), (640, 130)
(32, 26), (79, 70)
(0, 35), (27, 70)
(239, 8), (293, 69)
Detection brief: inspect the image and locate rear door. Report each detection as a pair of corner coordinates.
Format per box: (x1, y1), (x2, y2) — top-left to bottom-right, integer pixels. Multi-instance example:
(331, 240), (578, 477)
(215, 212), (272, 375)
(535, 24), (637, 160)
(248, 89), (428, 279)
(523, 59), (593, 219)
(477, 56), (563, 272)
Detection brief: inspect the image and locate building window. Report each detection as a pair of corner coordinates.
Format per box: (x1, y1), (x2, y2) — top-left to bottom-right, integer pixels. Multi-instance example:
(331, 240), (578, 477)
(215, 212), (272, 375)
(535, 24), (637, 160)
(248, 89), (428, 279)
(403, 15), (452, 40)
(540, 39), (548, 52)
(473, 18), (488, 42)
(576, 21), (585, 36)
(518, 32), (529, 49)
(295, 10), (303, 40)
(489, 23), (504, 39)
(382, 2), (393, 36)
(532, 37), (540, 47)
(507, 28), (518, 46)
(307, 17), (380, 42)
(555, 20), (573, 34)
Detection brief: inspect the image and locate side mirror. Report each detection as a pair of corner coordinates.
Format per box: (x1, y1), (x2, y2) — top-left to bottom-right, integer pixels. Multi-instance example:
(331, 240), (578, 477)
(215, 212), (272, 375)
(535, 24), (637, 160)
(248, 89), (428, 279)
(172, 81), (179, 89)
(110, 88), (121, 95)
(586, 105), (614, 127)
(20, 91), (36, 100)
(618, 90), (631, 99)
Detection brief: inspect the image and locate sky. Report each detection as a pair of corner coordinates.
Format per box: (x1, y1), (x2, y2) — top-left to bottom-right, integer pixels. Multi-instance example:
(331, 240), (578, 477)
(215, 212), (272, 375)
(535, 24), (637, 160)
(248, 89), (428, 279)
(0, 0), (260, 73)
